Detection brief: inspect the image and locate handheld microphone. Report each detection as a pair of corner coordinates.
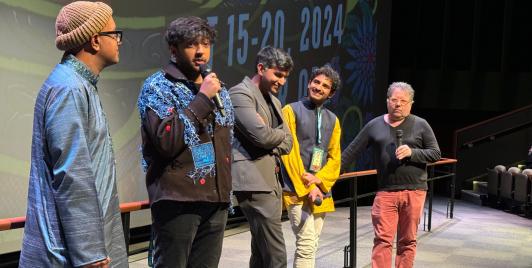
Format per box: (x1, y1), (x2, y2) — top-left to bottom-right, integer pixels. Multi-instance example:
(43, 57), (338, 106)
(396, 129), (403, 147)
(314, 196), (322, 206)
(199, 64), (226, 117)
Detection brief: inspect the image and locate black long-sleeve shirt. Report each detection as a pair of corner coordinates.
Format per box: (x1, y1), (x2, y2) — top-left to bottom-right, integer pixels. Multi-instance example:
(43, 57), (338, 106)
(341, 114), (441, 190)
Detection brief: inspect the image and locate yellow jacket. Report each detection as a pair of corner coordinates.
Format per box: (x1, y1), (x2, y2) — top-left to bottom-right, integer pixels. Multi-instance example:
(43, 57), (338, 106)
(281, 104), (342, 214)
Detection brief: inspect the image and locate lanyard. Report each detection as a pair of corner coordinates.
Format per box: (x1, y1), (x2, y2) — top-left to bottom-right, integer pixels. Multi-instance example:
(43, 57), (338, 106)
(316, 107), (322, 145)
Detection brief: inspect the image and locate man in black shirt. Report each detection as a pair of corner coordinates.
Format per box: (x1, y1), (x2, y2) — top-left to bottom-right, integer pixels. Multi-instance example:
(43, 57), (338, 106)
(342, 82), (441, 268)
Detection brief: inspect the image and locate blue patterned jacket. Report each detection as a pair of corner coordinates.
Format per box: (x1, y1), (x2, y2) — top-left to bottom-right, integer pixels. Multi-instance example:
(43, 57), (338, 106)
(137, 63), (234, 205)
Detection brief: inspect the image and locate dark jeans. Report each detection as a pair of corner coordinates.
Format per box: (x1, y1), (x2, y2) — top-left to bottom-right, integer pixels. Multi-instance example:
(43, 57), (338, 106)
(235, 189), (287, 268)
(151, 201), (228, 268)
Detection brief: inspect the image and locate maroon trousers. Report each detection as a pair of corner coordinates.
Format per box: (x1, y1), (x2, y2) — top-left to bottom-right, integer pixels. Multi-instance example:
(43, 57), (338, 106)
(371, 190), (426, 268)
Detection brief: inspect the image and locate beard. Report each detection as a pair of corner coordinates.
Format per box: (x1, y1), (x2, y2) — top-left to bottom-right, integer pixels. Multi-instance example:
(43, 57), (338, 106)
(258, 78), (270, 95)
(174, 55), (201, 81)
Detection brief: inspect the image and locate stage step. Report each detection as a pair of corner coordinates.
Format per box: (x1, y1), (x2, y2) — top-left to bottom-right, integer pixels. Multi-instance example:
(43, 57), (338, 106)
(461, 189), (487, 206)
(472, 181), (488, 194)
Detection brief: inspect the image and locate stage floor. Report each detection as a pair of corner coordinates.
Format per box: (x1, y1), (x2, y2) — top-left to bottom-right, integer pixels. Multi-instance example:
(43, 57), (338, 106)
(130, 197), (532, 268)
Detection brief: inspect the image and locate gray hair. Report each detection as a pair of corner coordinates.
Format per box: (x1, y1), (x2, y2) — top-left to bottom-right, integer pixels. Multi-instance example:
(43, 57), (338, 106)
(255, 46), (294, 73)
(165, 16), (217, 47)
(387, 82), (415, 101)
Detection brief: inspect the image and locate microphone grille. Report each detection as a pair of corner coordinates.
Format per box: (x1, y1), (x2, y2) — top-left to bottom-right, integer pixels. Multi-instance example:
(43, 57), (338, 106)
(396, 129), (403, 137)
(199, 64), (211, 75)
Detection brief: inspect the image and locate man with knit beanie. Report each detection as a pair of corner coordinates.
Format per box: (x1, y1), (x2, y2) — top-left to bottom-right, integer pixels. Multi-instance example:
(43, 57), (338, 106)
(20, 1), (127, 267)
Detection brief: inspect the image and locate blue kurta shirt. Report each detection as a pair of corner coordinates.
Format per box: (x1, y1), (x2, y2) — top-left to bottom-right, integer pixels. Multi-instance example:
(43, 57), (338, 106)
(20, 55), (128, 267)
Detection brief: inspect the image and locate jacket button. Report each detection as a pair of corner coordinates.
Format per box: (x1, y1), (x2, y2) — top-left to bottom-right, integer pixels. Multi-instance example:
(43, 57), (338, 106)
(226, 156), (230, 163)
(165, 124), (171, 132)
(199, 178), (206, 185)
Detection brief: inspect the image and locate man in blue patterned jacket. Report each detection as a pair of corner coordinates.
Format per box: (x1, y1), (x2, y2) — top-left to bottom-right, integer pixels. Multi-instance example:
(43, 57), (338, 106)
(137, 16), (234, 268)
(20, 1), (127, 267)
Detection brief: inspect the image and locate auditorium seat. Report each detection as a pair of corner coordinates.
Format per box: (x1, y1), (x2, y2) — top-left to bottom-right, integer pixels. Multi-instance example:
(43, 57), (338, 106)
(522, 169), (532, 217)
(499, 167), (520, 211)
(487, 165), (505, 207)
(487, 168), (500, 207)
(494, 165), (507, 173)
(514, 172), (528, 203)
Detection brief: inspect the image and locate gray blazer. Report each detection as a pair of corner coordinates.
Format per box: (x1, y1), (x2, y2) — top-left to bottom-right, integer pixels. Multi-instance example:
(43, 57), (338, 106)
(230, 76), (293, 192)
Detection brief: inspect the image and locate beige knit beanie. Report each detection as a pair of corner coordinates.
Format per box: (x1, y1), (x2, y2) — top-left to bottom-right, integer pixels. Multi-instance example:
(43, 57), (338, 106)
(55, 1), (113, 51)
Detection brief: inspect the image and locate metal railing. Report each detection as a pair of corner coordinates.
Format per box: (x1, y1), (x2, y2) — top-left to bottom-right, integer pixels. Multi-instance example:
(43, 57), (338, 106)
(337, 158), (457, 268)
(0, 158), (457, 267)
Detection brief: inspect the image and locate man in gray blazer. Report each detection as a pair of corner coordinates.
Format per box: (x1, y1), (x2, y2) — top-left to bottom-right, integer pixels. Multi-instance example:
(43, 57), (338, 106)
(230, 46), (294, 268)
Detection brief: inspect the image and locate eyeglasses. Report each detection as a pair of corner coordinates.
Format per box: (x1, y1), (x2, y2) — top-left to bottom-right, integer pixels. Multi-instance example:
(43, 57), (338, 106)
(388, 98), (412, 106)
(98, 30), (123, 43)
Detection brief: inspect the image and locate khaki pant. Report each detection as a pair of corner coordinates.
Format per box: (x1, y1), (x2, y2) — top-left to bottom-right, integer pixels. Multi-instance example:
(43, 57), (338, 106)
(287, 203), (326, 268)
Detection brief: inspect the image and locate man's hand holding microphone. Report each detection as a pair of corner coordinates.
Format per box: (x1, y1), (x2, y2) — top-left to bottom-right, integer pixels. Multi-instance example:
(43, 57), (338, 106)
(303, 172), (323, 206)
(199, 64), (226, 116)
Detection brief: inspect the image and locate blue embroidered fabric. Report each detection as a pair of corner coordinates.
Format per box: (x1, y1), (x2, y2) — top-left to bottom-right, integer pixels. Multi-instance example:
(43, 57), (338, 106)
(63, 54), (99, 86)
(137, 71), (234, 181)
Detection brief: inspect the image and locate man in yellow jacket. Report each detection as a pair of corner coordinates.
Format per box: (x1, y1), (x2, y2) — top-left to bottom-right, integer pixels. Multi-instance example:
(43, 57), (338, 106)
(281, 65), (342, 268)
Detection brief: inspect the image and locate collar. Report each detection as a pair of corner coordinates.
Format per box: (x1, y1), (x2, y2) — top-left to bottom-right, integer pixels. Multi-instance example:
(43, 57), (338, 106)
(384, 114), (410, 127)
(62, 54), (99, 86)
(302, 97), (321, 110)
(243, 76), (275, 101)
(163, 61), (189, 82)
